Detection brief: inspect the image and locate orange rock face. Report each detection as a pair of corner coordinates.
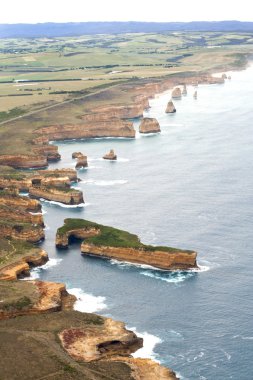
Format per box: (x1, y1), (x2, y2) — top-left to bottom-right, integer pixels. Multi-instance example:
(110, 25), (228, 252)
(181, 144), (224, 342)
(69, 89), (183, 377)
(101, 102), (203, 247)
(36, 120), (135, 140)
(139, 118), (160, 134)
(59, 318), (143, 362)
(29, 186), (84, 205)
(165, 100), (176, 113)
(0, 249), (48, 281)
(81, 244), (197, 270)
(0, 155), (48, 169)
(56, 227), (100, 248)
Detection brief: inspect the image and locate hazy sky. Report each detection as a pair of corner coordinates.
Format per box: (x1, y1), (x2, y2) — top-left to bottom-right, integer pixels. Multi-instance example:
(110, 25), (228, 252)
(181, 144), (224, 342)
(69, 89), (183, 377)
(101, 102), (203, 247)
(1, 0), (252, 24)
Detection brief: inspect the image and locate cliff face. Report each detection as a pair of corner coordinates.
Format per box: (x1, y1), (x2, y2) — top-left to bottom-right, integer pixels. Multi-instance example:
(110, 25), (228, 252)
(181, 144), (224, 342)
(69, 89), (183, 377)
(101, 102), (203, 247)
(32, 145), (61, 162)
(0, 280), (75, 320)
(0, 192), (41, 212)
(0, 155), (47, 169)
(139, 118), (161, 134)
(56, 227), (100, 248)
(165, 100), (176, 113)
(36, 120), (136, 140)
(0, 205), (44, 226)
(0, 249), (48, 281)
(83, 103), (145, 120)
(81, 243), (197, 270)
(29, 186), (84, 205)
(0, 223), (45, 243)
(37, 168), (78, 182)
(59, 317), (143, 362)
(171, 87), (182, 99)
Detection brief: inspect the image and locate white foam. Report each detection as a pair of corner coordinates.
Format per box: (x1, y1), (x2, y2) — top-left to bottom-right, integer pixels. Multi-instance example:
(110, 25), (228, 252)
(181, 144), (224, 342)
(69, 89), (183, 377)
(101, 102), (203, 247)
(67, 288), (107, 313)
(39, 198), (87, 208)
(24, 258), (62, 280)
(130, 328), (162, 362)
(81, 179), (128, 186)
(140, 270), (195, 283)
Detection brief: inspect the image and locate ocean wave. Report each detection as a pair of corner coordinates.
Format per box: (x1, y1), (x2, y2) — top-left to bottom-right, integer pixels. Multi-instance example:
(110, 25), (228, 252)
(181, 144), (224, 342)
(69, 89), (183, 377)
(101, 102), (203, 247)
(81, 179), (128, 186)
(140, 270), (195, 283)
(39, 198), (87, 208)
(110, 258), (209, 282)
(67, 288), (107, 313)
(24, 258), (63, 280)
(130, 328), (162, 362)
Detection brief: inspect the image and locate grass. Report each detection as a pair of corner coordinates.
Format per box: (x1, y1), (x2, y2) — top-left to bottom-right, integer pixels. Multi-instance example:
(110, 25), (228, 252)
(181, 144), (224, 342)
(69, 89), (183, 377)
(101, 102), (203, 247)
(0, 32), (252, 155)
(58, 218), (194, 253)
(0, 237), (38, 267)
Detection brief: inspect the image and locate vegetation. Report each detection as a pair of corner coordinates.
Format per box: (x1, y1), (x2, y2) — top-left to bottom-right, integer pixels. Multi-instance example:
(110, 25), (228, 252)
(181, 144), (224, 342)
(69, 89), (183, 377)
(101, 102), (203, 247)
(58, 218), (194, 253)
(0, 31), (252, 156)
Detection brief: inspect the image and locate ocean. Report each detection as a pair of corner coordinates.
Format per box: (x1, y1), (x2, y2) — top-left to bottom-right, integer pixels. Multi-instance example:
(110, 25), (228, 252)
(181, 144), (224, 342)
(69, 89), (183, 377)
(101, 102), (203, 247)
(31, 65), (253, 379)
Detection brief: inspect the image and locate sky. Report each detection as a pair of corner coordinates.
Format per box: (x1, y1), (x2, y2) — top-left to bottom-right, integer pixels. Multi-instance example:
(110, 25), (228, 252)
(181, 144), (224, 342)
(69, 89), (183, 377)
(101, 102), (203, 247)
(1, 0), (252, 24)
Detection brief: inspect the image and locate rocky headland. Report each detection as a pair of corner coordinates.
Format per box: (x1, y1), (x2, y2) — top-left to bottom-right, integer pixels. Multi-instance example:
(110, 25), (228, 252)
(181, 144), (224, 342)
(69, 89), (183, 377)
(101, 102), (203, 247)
(56, 219), (198, 270)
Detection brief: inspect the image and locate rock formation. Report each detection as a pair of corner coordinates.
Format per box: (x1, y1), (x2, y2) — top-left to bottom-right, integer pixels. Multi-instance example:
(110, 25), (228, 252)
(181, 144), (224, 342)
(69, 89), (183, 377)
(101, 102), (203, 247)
(72, 152), (88, 169)
(0, 190), (41, 212)
(182, 84), (187, 95)
(139, 118), (161, 134)
(165, 100), (176, 113)
(0, 248), (48, 281)
(171, 87), (182, 99)
(82, 243), (197, 270)
(222, 73), (227, 79)
(29, 186), (84, 205)
(193, 90), (198, 99)
(36, 120), (136, 140)
(59, 317), (143, 362)
(228, 75), (231, 80)
(56, 219), (198, 270)
(0, 155), (47, 169)
(103, 149), (117, 160)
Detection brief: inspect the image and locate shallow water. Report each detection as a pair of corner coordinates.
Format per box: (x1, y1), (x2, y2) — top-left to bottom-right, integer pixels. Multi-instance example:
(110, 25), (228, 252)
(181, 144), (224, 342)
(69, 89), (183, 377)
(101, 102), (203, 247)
(35, 65), (253, 379)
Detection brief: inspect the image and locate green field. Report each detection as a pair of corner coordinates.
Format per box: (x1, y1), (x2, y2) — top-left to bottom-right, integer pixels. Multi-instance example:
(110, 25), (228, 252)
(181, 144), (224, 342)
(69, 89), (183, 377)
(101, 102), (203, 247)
(0, 31), (252, 155)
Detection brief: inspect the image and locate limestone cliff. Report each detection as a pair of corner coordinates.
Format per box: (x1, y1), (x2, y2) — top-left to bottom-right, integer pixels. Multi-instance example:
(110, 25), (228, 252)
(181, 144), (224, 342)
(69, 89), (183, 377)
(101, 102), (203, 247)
(32, 144), (61, 162)
(29, 186), (84, 205)
(57, 219), (198, 270)
(103, 149), (117, 160)
(0, 222), (44, 243)
(0, 205), (44, 226)
(139, 118), (160, 134)
(83, 103), (144, 120)
(165, 100), (176, 113)
(56, 227), (100, 248)
(59, 317), (143, 362)
(171, 87), (182, 99)
(36, 120), (136, 140)
(82, 243), (197, 270)
(0, 155), (47, 169)
(0, 249), (48, 281)
(0, 191), (41, 212)
(37, 168), (78, 182)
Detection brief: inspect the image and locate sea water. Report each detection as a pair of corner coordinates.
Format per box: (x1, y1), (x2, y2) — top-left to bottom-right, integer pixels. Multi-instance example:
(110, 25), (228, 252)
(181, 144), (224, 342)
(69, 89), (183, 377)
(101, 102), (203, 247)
(33, 65), (253, 379)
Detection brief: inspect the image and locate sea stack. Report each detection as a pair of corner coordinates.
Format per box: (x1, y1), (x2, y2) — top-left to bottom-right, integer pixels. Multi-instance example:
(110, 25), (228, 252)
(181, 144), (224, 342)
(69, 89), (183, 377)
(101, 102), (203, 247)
(193, 90), (197, 99)
(228, 75), (231, 80)
(103, 149), (117, 160)
(139, 117), (161, 134)
(222, 73), (227, 80)
(75, 155), (88, 169)
(165, 100), (176, 113)
(182, 84), (187, 95)
(171, 87), (182, 99)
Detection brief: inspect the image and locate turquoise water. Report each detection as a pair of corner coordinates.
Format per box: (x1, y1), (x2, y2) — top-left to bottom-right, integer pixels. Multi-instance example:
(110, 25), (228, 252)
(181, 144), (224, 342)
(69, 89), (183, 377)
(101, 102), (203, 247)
(33, 65), (253, 379)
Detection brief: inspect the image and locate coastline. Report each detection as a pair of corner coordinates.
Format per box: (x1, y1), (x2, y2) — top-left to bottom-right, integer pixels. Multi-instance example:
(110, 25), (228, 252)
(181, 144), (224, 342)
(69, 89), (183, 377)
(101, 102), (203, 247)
(0, 59), (252, 378)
